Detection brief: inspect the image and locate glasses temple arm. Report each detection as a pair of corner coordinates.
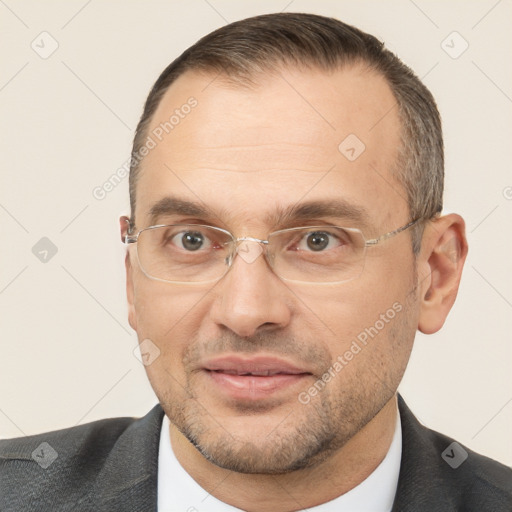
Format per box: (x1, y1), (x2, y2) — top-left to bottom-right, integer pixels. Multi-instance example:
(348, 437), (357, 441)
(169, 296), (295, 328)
(365, 218), (422, 246)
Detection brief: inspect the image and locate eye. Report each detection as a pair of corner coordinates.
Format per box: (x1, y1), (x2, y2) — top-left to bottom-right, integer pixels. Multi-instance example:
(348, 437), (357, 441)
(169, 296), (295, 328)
(170, 230), (212, 251)
(296, 230), (344, 252)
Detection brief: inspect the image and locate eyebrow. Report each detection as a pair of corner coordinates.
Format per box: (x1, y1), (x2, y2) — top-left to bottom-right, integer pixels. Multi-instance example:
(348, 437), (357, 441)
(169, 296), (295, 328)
(269, 199), (370, 228)
(148, 196), (209, 225)
(146, 195), (371, 229)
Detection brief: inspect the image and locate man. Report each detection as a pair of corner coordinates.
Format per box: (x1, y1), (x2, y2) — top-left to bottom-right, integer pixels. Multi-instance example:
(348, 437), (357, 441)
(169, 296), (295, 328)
(1, 12), (510, 512)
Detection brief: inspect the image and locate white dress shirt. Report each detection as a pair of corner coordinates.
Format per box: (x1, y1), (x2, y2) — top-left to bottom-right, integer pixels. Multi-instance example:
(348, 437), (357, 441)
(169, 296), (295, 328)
(158, 409), (402, 511)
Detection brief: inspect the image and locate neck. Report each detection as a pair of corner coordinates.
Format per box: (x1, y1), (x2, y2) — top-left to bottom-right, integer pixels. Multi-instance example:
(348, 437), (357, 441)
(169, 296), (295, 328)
(169, 395), (398, 512)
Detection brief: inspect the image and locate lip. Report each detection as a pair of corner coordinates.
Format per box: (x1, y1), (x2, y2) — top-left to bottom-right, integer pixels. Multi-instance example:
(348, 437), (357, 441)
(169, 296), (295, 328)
(202, 355), (312, 400)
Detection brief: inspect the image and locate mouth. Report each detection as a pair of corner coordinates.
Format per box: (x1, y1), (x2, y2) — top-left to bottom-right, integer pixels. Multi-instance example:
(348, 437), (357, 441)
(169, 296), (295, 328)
(202, 355), (312, 400)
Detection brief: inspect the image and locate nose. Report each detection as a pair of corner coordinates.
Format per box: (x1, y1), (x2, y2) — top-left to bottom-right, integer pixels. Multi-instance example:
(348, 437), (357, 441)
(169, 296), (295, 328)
(209, 240), (292, 338)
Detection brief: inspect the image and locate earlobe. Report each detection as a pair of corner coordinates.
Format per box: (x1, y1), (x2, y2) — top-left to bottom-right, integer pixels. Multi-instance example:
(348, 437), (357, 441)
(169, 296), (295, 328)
(418, 214), (468, 334)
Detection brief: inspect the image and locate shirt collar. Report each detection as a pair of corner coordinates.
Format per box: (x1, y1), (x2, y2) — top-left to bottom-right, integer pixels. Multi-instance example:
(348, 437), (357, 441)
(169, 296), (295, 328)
(158, 406), (402, 511)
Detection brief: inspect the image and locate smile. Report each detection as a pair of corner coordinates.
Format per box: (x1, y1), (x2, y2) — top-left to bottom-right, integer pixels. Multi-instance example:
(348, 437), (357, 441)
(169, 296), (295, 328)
(202, 355), (312, 400)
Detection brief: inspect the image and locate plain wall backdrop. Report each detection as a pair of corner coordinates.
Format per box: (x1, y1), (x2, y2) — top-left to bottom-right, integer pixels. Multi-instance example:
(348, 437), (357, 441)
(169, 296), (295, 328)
(1, 0), (511, 467)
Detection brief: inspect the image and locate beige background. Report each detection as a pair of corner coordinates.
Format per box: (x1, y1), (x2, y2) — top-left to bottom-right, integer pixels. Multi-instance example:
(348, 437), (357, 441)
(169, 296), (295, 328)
(1, 0), (511, 467)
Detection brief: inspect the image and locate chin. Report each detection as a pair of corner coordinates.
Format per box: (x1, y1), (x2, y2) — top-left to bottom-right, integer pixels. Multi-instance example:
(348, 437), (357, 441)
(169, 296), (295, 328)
(174, 398), (340, 474)
(193, 433), (333, 474)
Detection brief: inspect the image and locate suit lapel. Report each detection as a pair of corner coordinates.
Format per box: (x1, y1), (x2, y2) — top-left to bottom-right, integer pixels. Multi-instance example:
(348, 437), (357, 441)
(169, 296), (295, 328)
(84, 403), (165, 511)
(77, 396), (467, 511)
(392, 395), (457, 511)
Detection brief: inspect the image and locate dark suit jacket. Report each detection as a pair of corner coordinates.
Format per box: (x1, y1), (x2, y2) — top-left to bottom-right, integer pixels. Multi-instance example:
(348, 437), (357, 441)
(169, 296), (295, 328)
(1, 396), (511, 511)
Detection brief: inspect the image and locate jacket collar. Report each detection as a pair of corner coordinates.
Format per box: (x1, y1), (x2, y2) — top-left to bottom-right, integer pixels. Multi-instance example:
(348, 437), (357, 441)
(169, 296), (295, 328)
(85, 403), (164, 511)
(392, 395), (457, 511)
(87, 396), (457, 511)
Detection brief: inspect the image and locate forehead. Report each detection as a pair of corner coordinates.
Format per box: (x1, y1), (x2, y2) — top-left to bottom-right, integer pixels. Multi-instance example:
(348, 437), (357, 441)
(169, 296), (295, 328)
(135, 65), (406, 230)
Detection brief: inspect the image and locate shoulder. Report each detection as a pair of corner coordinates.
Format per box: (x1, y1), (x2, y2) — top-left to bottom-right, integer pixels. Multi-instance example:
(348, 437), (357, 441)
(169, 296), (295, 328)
(0, 404), (164, 511)
(396, 396), (512, 511)
(0, 414), (136, 472)
(424, 424), (512, 507)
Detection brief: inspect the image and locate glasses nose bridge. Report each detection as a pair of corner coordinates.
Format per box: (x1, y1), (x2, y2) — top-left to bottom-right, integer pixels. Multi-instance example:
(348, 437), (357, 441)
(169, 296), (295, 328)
(233, 236), (270, 256)
(227, 236), (272, 267)
(234, 236), (269, 246)
(233, 236), (270, 254)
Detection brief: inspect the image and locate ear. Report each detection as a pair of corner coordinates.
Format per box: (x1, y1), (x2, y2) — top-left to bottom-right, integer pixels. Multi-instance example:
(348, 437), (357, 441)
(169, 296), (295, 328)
(417, 214), (468, 334)
(120, 216), (137, 331)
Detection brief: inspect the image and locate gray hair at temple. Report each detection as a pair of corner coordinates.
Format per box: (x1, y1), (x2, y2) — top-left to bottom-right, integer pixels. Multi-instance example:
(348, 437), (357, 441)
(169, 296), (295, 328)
(129, 12), (443, 252)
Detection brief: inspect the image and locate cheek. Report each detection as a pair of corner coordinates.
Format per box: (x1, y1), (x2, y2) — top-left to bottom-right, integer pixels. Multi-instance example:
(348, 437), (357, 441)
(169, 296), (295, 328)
(313, 288), (416, 399)
(132, 269), (204, 334)
(131, 276), (213, 377)
(292, 282), (404, 340)
(289, 253), (416, 366)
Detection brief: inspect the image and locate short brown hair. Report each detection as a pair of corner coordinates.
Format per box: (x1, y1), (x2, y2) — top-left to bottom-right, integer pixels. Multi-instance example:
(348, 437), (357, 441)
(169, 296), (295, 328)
(129, 12), (443, 251)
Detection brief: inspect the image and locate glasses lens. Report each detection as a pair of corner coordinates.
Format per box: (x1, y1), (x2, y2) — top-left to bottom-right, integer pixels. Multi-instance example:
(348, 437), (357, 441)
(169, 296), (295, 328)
(135, 224), (367, 284)
(269, 226), (366, 283)
(137, 225), (232, 283)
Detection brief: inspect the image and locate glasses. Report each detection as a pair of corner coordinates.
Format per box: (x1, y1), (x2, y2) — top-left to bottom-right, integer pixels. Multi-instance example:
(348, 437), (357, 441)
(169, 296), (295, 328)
(123, 218), (420, 285)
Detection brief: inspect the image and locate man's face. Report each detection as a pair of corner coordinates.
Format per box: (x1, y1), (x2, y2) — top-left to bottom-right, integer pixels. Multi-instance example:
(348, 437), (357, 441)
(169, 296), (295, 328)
(125, 65), (420, 473)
